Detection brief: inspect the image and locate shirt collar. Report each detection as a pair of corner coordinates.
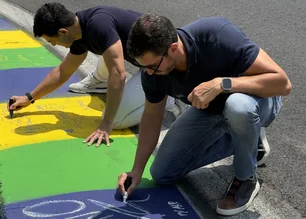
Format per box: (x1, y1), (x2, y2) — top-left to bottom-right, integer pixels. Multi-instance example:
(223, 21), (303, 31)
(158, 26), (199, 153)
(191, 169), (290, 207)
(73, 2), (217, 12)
(177, 28), (198, 72)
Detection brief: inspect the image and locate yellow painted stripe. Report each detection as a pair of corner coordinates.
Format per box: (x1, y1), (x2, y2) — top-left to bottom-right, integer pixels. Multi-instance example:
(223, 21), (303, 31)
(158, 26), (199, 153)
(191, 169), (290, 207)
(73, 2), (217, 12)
(0, 30), (41, 49)
(0, 96), (134, 150)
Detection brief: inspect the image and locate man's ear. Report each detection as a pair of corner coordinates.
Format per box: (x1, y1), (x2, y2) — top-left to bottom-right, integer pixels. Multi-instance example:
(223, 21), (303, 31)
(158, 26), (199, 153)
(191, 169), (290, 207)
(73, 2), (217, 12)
(168, 43), (178, 56)
(58, 28), (68, 35)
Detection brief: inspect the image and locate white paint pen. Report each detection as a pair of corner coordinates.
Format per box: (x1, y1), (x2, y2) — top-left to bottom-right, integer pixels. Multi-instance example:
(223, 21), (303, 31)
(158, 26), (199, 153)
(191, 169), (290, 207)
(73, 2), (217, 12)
(123, 176), (132, 203)
(123, 191), (128, 203)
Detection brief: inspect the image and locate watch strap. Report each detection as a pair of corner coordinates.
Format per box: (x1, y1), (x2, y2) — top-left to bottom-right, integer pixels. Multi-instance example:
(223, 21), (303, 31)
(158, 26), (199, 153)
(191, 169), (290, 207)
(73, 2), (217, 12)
(25, 92), (35, 104)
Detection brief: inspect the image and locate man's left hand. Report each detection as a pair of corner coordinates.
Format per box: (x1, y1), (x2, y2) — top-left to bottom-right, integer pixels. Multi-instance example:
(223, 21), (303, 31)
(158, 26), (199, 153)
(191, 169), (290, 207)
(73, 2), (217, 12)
(187, 78), (223, 109)
(83, 120), (113, 147)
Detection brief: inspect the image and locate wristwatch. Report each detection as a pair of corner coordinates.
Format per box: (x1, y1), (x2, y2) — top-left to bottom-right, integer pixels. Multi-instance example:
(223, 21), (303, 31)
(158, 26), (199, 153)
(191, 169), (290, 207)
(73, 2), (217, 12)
(221, 77), (232, 93)
(25, 92), (35, 104)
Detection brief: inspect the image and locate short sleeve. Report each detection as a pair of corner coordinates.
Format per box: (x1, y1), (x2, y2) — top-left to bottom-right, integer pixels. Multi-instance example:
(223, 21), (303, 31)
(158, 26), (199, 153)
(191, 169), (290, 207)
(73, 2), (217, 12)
(70, 40), (87, 55)
(216, 23), (260, 75)
(88, 12), (120, 54)
(141, 69), (166, 103)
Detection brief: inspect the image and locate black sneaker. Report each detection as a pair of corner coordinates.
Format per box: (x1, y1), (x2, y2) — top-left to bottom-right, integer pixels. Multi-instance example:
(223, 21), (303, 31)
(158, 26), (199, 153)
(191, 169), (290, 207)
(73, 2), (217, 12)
(257, 127), (271, 166)
(216, 174), (260, 216)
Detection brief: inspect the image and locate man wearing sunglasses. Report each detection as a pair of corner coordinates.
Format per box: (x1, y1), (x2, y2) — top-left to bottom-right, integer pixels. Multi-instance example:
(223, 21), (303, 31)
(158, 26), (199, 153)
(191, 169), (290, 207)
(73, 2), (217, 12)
(8, 3), (180, 146)
(134, 50), (168, 74)
(117, 14), (291, 215)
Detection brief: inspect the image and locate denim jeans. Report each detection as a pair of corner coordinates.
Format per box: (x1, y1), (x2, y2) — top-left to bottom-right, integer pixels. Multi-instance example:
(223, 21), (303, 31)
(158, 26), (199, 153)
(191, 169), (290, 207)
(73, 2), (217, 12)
(150, 93), (282, 184)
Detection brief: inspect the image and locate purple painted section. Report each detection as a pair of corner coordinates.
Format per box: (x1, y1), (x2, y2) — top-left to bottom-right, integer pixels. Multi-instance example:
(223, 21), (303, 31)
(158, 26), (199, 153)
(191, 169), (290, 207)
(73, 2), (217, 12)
(0, 18), (17, 30)
(0, 67), (82, 102)
(6, 187), (200, 218)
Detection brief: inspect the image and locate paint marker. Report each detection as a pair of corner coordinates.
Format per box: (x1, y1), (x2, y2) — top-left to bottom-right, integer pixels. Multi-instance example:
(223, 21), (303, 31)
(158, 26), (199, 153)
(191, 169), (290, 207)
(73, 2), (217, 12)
(123, 176), (132, 203)
(8, 99), (15, 119)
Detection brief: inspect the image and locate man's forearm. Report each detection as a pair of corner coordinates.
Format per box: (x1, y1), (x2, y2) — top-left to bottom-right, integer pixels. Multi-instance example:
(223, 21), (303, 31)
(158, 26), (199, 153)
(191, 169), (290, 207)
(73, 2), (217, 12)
(230, 72), (291, 97)
(30, 66), (69, 100)
(213, 72), (291, 98)
(132, 111), (164, 174)
(102, 71), (126, 125)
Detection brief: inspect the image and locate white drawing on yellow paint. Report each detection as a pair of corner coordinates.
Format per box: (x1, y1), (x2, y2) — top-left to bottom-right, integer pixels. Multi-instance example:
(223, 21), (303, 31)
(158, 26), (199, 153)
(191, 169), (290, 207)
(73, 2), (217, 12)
(36, 104), (65, 111)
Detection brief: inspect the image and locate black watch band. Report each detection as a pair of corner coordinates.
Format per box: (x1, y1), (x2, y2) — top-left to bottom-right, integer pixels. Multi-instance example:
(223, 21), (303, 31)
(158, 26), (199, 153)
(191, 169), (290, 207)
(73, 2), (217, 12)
(25, 92), (35, 104)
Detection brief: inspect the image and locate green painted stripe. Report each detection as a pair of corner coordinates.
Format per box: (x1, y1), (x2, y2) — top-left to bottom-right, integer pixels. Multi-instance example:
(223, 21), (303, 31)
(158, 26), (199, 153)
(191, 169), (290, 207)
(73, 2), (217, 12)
(0, 47), (60, 70)
(0, 138), (155, 203)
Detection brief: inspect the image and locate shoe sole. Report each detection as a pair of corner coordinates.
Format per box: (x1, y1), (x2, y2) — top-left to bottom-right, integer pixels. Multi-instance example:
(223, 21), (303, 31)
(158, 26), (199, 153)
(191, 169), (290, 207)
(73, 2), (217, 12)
(216, 180), (260, 216)
(257, 127), (271, 166)
(69, 88), (107, 94)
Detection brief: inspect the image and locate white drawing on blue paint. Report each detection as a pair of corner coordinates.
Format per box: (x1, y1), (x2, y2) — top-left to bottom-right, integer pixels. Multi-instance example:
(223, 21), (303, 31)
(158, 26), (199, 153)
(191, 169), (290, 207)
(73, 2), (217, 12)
(23, 200), (85, 218)
(65, 211), (112, 219)
(22, 196), (153, 218)
(168, 201), (189, 217)
(21, 194), (189, 218)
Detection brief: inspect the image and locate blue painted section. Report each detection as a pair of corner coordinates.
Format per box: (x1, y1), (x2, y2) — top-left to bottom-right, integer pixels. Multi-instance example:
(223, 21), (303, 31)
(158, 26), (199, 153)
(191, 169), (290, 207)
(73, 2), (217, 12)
(0, 18), (17, 30)
(6, 187), (200, 218)
(0, 67), (82, 102)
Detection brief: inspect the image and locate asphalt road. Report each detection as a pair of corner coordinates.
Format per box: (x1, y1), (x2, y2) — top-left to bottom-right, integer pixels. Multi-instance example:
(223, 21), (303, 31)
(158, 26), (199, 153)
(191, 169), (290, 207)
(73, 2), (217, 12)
(5, 0), (306, 217)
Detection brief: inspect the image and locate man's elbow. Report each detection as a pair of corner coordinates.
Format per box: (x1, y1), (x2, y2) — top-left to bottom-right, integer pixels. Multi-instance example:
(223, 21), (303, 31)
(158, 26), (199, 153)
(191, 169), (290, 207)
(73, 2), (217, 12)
(282, 79), (292, 96)
(109, 70), (126, 89)
(120, 70), (127, 82)
(117, 70), (127, 86)
(280, 73), (292, 96)
(58, 64), (73, 83)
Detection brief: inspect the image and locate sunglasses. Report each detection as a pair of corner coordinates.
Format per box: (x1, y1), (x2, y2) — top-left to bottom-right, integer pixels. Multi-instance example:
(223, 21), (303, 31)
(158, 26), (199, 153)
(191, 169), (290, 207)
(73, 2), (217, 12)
(134, 51), (167, 73)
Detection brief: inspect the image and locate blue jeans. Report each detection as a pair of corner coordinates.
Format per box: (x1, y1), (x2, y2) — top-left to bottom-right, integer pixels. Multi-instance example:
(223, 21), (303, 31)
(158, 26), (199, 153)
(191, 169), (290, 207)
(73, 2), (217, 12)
(150, 93), (282, 184)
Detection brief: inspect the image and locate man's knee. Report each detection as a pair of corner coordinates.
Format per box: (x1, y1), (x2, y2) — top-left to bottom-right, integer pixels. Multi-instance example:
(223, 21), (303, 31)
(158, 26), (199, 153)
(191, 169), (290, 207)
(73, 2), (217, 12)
(112, 120), (128, 130)
(150, 162), (175, 185)
(112, 116), (136, 129)
(223, 93), (259, 129)
(111, 105), (144, 129)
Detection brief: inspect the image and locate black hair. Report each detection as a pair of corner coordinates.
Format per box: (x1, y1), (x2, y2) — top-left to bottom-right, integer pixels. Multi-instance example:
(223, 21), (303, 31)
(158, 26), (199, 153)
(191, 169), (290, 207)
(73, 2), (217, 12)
(33, 2), (75, 37)
(127, 13), (178, 58)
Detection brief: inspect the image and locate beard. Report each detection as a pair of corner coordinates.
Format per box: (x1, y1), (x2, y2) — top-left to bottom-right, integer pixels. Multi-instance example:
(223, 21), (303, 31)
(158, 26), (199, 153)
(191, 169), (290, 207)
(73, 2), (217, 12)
(157, 58), (176, 75)
(166, 62), (176, 74)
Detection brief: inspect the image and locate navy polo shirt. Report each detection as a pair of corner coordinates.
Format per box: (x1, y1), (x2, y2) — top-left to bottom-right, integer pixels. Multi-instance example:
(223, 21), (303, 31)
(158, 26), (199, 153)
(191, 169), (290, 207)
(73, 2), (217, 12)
(69, 6), (142, 65)
(141, 17), (260, 114)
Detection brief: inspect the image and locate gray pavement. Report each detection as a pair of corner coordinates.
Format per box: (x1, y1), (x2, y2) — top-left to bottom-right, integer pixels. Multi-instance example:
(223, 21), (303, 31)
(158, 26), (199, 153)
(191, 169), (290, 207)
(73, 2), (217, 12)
(1, 0), (306, 218)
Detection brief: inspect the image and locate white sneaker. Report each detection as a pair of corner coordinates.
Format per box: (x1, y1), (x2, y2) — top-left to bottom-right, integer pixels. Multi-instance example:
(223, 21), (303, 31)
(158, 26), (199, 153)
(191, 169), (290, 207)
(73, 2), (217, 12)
(69, 72), (108, 94)
(257, 127), (271, 166)
(167, 99), (189, 119)
(163, 99), (189, 127)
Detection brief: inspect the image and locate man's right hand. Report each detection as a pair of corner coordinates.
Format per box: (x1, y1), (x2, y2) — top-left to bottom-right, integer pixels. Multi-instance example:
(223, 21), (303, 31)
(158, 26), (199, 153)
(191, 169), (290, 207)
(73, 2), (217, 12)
(117, 171), (142, 196)
(8, 96), (30, 111)
(83, 120), (113, 147)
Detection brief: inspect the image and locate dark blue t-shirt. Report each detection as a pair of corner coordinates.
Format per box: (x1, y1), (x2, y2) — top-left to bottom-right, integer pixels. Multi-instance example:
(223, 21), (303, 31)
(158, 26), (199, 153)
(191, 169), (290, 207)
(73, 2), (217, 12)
(70, 6), (142, 65)
(142, 17), (260, 114)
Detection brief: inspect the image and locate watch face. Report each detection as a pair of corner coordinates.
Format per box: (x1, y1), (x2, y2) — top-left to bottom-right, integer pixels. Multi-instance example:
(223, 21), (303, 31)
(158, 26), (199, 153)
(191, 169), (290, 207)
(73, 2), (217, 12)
(223, 78), (232, 90)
